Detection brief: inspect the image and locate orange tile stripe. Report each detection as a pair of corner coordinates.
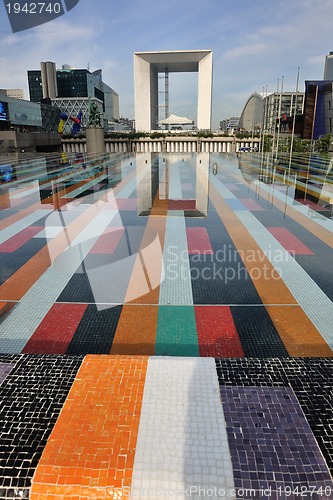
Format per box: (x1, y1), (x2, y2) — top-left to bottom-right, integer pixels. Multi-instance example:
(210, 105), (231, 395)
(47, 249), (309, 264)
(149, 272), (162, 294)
(31, 355), (148, 499)
(239, 172), (333, 250)
(0, 201), (102, 301)
(111, 305), (158, 355)
(266, 306), (333, 357)
(210, 184), (333, 357)
(0, 170), (136, 302)
(111, 188), (167, 355)
(0, 301), (15, 316)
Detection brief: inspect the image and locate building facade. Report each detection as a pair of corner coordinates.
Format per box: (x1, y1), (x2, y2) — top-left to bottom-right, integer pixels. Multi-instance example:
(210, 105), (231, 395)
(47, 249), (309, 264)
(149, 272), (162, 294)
(0, 89), (24, 100)
(238, 93), (263, 132)
(323, 51), (333, 80)
(134, 50), (212, 132)
(0, 94), (42, 131)
(28, 62), (119, 131)
(219, 116), (239, 134)
(263, 92), (304, 135)
(303, 80), (333, 140)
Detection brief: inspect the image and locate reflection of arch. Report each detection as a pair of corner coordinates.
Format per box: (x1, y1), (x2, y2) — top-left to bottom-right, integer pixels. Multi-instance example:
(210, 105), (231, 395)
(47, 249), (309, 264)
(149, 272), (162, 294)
(238, 92), (263, 132)
(134, 50), (213, 132)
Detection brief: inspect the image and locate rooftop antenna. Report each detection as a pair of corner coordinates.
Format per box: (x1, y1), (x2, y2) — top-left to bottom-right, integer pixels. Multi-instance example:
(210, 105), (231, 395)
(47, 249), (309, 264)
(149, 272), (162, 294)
(87, 62), (90, 72)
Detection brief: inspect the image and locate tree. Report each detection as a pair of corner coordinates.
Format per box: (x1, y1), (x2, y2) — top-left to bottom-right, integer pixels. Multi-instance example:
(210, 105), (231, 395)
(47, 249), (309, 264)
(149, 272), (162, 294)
(315, 134), (332, 153)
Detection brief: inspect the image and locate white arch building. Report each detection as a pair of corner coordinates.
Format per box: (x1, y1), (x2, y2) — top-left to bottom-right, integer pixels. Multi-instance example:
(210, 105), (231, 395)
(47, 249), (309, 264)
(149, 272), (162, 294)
(134, 50), (213, 132)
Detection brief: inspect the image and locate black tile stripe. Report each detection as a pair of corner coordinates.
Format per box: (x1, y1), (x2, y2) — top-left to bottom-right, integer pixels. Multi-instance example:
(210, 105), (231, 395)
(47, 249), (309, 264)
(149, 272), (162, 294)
(230, 306), (289, 357)
(66, 305), (122, 354)
(0, 354), (83, 499)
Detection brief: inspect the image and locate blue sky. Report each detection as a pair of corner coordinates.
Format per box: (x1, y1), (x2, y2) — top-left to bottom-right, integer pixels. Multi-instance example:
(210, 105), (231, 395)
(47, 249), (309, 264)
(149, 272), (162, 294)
(0, 0), (332, 129)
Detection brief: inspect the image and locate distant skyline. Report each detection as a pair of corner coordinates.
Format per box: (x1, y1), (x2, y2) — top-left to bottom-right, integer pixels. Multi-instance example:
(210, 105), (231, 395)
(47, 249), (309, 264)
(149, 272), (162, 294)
(0, 0), (332, 130)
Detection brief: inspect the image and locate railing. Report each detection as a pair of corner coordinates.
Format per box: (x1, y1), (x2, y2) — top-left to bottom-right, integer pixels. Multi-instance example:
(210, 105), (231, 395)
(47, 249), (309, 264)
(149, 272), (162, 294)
(61, 136), (260, 154)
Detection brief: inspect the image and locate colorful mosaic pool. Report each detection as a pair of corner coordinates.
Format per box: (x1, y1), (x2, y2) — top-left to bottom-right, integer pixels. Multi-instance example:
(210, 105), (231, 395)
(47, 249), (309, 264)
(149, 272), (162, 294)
(0, 152), (332, 498)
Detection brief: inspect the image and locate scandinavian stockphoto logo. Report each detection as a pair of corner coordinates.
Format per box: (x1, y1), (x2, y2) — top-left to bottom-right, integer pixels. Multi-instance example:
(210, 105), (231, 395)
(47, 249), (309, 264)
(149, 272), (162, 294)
(4, 0), (80, 33)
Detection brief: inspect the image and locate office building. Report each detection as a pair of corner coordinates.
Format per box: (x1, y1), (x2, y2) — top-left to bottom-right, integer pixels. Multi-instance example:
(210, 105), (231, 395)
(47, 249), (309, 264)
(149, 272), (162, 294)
(263, 92), (304, 134)
(219, 116), (239, 134)
(28, 62), (119, 131)
(323, 51), (333, 80)
(303, 80), (333, 140)
(134, 50), (212, 132)
(0, 89), (24, 100)
(238, 93), (263, 132)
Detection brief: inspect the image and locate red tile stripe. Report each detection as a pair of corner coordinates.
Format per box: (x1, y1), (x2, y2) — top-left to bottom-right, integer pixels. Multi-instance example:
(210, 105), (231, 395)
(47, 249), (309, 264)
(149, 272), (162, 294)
(186, 227), (213, 254)
(240, 198), (264, 211)
(90, 227), (125, 254)
(168, 200), (196, 210)
(195, 306), (244, 357)
(268, 227), (314, 255)
(0, 226), (44, 253)
(106, 198), (138, 210)
(22, 303), (87, 354)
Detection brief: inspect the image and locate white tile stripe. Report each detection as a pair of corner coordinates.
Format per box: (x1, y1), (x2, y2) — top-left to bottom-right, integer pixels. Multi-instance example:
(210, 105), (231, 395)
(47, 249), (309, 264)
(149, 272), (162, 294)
(130, 357), (235, 500)
(235, 211), (333, 349)
(10, 184), (41, 199)
(258, 181), (333, 234)
(0, 210), (51, 244)
(211, 175), (333, 349)
(62, 172), (108, 198)
(0, 209), (119, 353)
(0, 170), (139, 353)
(159, 211), (193, 306)
(169, 162), (183, 199)
(215, 153), (333, 234)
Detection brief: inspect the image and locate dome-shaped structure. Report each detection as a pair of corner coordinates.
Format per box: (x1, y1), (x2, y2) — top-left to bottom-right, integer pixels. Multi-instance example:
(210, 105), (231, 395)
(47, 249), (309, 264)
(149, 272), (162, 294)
(238, 92), (263, 132)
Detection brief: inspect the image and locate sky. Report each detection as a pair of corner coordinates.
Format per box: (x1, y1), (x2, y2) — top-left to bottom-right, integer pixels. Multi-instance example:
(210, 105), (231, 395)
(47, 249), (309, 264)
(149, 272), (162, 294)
(0, 0), (332, 130)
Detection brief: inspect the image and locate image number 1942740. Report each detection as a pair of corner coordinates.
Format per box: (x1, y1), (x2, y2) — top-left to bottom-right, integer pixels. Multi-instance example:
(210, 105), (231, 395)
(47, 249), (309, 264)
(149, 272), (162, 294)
(4, 0), (80, 33)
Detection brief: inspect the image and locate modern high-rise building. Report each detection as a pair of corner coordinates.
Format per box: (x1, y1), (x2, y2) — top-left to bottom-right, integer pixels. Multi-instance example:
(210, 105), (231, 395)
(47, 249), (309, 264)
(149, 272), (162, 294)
(263, 92), (304, 134)
(28, 62), (119, 131)
(303, 80), (333, 140)
(238, 93), (263, 132)
(323, 51), (333, 80)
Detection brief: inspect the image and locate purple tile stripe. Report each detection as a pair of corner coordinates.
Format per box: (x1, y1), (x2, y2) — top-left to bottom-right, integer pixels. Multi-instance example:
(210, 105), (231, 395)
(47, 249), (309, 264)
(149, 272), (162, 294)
(0, 362), (15, 385)
(220, 386), (333, 498)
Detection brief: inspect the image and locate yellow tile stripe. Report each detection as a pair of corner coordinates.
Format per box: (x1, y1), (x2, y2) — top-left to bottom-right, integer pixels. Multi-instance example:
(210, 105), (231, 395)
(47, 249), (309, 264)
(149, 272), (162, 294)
(31, 355), (148, 499)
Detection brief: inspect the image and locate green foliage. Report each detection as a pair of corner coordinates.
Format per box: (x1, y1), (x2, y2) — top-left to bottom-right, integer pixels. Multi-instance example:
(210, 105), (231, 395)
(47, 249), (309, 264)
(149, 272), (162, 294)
(197, 131), (214, 138)
(149, 132), (165, 139)
(262, 134), (273, 152)
(315, 134), (332, 153)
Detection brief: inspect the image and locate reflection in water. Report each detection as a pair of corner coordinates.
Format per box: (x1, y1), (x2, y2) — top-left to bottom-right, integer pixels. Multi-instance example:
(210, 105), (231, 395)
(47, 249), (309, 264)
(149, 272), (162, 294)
(136, 153), (210, 217)
(237, 152), (333, 219)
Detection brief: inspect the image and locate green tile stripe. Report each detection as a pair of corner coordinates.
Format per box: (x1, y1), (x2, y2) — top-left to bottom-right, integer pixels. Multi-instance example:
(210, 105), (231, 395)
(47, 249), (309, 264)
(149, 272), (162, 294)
(155, 305), (199, 356)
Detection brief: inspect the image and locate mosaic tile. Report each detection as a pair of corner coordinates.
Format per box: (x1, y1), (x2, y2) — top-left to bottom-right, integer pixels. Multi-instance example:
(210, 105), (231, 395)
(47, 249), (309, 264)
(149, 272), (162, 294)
(215, 358), (333, 475)
(195, 305), (244, 358)
(0, 226), (44, 253)
(31, 356), (147, 498)
(268, 227), (314, 255)
(0, 354), (83, 499)
(230, 306), (289, 357)
(155, 305), (199, 356)
(0, 362), (14, 385)
(235, 210), (333, 351)
(66, 304), (122, 354)
(22, 303), (88, 354)
(221, 385), (333, 498)
(131, 357), (235, 498)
